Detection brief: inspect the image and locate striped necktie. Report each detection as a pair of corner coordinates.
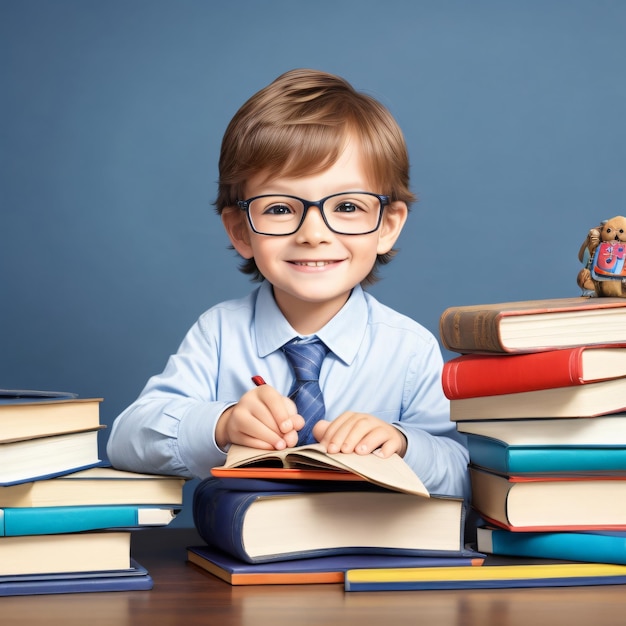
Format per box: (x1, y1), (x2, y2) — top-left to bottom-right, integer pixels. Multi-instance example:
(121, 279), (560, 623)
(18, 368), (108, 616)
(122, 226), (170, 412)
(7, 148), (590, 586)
(282, 338), (329, 445)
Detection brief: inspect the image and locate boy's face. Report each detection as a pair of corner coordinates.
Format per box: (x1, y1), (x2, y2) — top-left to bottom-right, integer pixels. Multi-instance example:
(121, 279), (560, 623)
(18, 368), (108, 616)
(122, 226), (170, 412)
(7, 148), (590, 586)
(223, 138), (407, 333)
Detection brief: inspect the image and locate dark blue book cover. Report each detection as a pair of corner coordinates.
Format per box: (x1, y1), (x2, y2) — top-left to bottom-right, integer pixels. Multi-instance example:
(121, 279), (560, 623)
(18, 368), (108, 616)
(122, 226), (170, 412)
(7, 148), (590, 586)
(0, 559), (153, 596)
(187, 544), (484, 585)
(193, 477), (469, 564)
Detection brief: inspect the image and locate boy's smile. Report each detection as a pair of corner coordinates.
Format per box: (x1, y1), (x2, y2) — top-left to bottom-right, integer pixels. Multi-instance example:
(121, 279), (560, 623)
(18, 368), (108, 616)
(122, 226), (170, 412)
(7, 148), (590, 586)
(223, 137), (407, 334)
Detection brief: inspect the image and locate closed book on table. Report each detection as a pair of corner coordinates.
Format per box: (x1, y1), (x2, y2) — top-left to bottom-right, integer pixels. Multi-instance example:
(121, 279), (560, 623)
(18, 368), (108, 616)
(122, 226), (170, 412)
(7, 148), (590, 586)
(477, 526), (626, 565)
(193, 478), (467, 563)
(344, 561), (626, 591)
(450, 377), (626, 421)
(0, 505), (179, 536)
(470, 466), (626, 531)
(439, 296), (626, 354)
(442, 346), (626, 399)
(457, 416), (626, 474)
(0, 559), (153, 596)
(187, 544), (484, 586)
(0, 531), (131, 576)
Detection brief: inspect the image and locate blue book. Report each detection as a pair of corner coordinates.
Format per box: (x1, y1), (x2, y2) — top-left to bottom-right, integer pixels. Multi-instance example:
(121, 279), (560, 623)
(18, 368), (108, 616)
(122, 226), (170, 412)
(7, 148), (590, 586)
(193, 477), (469, 564)
(0, 559), (153, 596)
(0, 389), (78, 402)
(477, 526), (626, 565)
(457, 417), (626, 474)
(0, 505), (179, 536)
(187, 544), (484, 585)
(0, 429), (103, 486)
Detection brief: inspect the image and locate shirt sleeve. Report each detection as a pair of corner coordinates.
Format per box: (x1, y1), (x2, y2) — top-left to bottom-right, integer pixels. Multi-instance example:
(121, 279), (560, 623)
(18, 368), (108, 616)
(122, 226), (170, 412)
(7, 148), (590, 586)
(106, 320), (232, 478)
(393, 336), (471, 501)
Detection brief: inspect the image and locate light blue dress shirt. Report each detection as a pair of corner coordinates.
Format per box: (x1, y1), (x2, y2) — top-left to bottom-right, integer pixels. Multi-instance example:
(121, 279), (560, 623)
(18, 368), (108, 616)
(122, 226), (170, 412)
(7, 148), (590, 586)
(107, 281), (470, 498)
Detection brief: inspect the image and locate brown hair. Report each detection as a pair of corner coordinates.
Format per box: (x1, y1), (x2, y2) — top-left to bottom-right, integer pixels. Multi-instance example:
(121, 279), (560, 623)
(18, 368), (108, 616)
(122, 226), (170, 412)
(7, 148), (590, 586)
(215, 69), (416, 284)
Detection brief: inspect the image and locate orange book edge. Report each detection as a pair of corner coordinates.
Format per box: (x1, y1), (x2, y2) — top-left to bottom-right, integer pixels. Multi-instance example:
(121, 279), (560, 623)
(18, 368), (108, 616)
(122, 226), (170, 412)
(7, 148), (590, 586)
(210, 467), (364, 481)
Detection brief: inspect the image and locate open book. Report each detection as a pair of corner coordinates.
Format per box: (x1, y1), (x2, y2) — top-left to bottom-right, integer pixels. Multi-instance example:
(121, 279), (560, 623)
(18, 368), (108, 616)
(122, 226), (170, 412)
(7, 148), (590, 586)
(211, 443), (429, 497)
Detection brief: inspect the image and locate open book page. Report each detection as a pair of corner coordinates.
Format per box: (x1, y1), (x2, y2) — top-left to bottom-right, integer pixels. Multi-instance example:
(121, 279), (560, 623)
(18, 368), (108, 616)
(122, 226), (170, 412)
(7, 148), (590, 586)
(220, 443), (429, 497)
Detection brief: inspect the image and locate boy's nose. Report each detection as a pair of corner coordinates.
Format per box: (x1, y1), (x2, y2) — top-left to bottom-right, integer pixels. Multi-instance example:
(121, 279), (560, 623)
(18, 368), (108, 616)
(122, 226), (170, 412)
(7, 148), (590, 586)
(295, 206), (332, 243)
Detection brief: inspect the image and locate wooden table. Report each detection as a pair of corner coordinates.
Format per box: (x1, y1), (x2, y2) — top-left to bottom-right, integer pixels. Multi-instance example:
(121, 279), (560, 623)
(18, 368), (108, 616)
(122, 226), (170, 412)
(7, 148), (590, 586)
(3, 528), (626, 625)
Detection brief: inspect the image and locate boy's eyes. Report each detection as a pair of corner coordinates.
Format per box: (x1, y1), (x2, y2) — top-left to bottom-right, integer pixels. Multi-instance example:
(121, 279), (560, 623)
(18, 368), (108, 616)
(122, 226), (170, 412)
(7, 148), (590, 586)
(334, 201), (358, 213)
(261, 200), (364, 215)
(263, 203), (294, 215)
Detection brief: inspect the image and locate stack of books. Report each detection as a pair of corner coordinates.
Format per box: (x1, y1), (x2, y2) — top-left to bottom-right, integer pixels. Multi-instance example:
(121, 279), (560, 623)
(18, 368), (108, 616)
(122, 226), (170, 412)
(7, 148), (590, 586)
(439, 296), (626, 565)
(187, 443), (483, 585)
(0, 389), (185, 596)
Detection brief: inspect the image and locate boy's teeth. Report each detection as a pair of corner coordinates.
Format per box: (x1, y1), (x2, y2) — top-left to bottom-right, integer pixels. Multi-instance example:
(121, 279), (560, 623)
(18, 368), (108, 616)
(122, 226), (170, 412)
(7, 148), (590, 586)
(296, 261), (328, 267)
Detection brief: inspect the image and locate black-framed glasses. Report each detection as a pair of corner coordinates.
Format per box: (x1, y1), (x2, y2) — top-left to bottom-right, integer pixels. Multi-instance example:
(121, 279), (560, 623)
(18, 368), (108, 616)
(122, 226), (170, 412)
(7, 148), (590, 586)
(237, 192), (389, 236)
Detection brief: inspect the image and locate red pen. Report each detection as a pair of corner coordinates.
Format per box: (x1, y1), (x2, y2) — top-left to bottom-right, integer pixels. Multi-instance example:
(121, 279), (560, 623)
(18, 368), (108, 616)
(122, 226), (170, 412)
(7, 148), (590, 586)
(251, 375), (266, 386)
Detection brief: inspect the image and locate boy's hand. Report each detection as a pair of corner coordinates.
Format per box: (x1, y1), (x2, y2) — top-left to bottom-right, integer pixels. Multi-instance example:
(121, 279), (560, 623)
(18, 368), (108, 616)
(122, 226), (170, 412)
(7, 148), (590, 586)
(312, 413), (407, 458)
(216, 385), (305, 451)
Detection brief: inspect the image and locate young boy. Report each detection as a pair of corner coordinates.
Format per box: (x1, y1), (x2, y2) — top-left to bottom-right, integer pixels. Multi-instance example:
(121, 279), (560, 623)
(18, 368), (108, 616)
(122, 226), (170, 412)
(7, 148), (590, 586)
(106, 69), (470, 498)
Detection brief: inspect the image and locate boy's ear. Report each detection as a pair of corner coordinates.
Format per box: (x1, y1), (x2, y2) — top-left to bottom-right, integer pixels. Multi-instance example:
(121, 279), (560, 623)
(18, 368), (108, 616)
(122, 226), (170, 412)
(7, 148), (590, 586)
(376, 201), (408, 255)
(222, 208), (254, 259)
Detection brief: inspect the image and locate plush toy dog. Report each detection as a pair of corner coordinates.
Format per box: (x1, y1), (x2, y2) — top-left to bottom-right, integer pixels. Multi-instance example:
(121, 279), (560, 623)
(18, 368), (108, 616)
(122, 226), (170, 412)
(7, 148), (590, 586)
(577, 215), (626, 297)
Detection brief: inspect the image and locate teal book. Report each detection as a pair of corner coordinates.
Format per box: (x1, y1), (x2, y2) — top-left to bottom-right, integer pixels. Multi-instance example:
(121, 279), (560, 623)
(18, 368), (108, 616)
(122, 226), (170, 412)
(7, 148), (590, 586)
(0, 505), (179, 536)
(457, 417), (626, 474)
(477, 526), (626, 565)
(465, 436), (626, 474)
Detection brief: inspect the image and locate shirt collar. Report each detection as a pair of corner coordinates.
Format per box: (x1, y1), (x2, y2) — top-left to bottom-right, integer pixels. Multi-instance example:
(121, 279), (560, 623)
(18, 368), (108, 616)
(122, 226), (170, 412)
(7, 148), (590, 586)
(254, 280), (368, 365)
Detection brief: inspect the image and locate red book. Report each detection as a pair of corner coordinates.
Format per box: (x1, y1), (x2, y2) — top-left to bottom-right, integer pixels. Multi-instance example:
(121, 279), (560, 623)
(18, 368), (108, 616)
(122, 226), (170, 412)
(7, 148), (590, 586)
(442, 345), (626, 399)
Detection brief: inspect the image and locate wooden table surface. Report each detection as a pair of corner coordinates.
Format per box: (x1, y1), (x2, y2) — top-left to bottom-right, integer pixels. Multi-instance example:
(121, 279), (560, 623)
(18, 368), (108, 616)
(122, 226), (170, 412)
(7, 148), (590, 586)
(3, 527), (626, 625)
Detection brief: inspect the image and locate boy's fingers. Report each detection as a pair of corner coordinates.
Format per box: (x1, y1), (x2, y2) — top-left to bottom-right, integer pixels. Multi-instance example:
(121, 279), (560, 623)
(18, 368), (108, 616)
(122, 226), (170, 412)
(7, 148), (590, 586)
(312, 419), (330, 442)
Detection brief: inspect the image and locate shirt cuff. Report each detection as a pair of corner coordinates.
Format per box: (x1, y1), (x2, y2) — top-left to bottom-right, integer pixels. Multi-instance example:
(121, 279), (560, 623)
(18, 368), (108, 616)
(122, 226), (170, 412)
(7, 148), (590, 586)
(176, 401), (236, 478)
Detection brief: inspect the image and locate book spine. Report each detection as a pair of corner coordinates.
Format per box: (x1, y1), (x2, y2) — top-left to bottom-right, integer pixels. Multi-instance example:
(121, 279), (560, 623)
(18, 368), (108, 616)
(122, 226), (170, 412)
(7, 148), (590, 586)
(2, 506), (140, 536)
(480, 528), (626, 565)
(439, 308), (506, 354)
(193, 479), (256, 563)
(442, 350), (584, 399)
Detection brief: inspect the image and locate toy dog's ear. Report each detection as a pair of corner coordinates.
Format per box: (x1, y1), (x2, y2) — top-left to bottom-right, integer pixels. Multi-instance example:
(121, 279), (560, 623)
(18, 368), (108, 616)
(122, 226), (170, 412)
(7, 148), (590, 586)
(577, 226), (601, 263)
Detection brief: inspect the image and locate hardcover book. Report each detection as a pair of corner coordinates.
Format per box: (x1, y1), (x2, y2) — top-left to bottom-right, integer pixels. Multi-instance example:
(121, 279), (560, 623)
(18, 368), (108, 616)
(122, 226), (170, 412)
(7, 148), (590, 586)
(477, 526), (626, 565)
(0, 531), (131, 576)
(0, 559), (153, 596)
(0, 390), (102, 441)
(439, 296), (626, 354)
(442, 346), (626, 399)
(469, 466), (626, 531)
(449, 376), (626, 421)
(0, 505), (179, 536)
(457, 416), (626, 474)
(187, 544), (484, 585)
(0, 467), (186, 508)
(344, 561), (626, 591)
(0, 428), (103, 486)
(193, 477), (467, 563)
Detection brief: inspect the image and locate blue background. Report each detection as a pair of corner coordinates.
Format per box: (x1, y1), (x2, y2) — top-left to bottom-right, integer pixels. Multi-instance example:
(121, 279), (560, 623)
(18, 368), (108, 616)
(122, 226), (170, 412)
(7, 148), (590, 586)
(2, 1), (625, 526)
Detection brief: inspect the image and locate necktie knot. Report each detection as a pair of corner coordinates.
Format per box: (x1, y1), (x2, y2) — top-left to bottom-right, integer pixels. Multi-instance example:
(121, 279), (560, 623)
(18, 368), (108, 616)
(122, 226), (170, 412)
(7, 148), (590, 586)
(282, 339), (329, 382)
